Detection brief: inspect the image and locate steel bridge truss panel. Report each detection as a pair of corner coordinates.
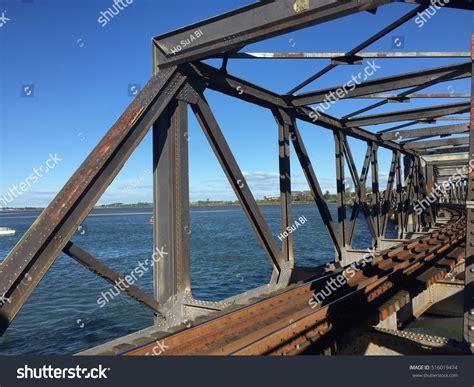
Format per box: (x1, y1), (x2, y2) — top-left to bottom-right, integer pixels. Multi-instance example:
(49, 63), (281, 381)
(0, 0), (472, 354)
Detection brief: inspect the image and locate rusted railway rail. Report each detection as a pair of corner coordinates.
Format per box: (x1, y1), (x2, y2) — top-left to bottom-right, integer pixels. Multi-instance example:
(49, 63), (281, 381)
(123, 206), (466, 356)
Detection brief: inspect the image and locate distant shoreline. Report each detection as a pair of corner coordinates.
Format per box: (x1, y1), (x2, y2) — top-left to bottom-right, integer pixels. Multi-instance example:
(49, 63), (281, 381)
(0, 201), (319, 212)
(0, 190), (351, 211)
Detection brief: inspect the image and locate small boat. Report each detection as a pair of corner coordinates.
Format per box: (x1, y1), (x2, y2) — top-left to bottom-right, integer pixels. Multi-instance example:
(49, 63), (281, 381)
(0, 227), (15, 236)
(149, 216), (155, 225)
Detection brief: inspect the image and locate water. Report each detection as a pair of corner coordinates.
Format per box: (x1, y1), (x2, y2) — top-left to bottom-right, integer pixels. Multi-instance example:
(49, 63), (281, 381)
(0, 204), (397, 354)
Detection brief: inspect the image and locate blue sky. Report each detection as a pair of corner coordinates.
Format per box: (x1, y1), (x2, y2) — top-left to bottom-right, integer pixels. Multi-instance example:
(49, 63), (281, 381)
(0, 0), (472, 207)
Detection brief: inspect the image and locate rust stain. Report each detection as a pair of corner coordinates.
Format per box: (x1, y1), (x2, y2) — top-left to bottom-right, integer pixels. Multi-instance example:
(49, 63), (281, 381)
(130, 107), (146, 127)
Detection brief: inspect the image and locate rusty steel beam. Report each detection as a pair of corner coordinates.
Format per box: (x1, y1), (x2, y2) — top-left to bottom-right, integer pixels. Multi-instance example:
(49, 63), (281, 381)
(292, 62), (470, 106)
(344, 141), (377, 245)
(63, 242), (163, 316)
(403, 137), (469, 150)
(273, 109), (294, 266)
(379, 124), (469, 141)
(153, 99), (191, 309)
(210, 52), (471, 60)
(0, 67), (187, 335)
(409, 0), (474, 10)
(381, 152), (397, 237)
(420, 146), (470, 156)
(344, 102), (470, 127)
(464, 33), (474, 354)
(153, 0), (396, 68)
(334, 131), (347, 248)
(342, 62), (471, 119)
(190, 91), (286, 279)
(289, 121), (342, 259)
(354, 93), (470, 99)
(187, 61), (418, 156)
(288, 2), (430, 94)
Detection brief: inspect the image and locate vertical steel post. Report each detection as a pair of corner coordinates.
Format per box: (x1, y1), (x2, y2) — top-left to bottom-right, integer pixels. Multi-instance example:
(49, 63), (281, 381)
(334, 130), (347, 249)
(370, 143), (381, 243)
(425, 163), (437, 223)
(345, 143), (377, 245)
(152, 100), (191, 311)
(403, 157), (416, 234)
(464, 34), (474, 353)
(465, 33), (474, 354)
(274, 109), (294, 266)
(395, 151), (405, 239)
(289, 122), (342, 260)
(413, 158), (423, 231)
(381, 152), (397, 238)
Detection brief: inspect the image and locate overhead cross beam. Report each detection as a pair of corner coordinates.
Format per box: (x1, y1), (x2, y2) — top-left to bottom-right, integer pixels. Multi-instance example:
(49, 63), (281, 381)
(344, 102), (470, 127)
(379, 123), (469, 141)
(209, 52), (471, 60)
(153, 0), (398, 68)
(342, 62), (471, 119)
(287, 2), (429, 94)
(291, 62), (470, 106)
(420, 146), (470, 156)
(188, 62), (419, 156)
(403, 137), (469, 150)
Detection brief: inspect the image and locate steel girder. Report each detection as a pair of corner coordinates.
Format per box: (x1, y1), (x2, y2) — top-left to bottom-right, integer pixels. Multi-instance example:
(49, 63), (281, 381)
(273, 109), (294, 266)
(153, 0), (396, 68)
(287, 2), (430, 94)
(345, 102), (470, 127)
(152, 0), (472, 69)
(421, 146), (470, 156)
(187, 62), (418, 156)
(292, 62), (471, 106)
(403, 137), (470, 150)
(0, 0), (471, 349)
(464, 35), (474, 354)
(379, 124), (469, 141)
(0, 67), (187, 335)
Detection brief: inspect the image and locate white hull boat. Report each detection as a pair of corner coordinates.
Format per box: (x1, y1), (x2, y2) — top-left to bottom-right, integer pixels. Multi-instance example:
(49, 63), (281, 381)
(0, 227), (15, 236)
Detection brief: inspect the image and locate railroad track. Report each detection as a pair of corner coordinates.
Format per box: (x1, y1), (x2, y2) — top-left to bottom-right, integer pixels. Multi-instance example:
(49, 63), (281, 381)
(123, 205), (466, 356)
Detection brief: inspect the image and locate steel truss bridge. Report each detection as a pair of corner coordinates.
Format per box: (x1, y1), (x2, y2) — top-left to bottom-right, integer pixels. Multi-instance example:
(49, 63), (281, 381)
(1, 0), (473, 355)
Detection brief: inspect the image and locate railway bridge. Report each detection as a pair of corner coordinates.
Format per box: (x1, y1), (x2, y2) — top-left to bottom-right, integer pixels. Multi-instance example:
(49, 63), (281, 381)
(0, 0), (473, 356)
